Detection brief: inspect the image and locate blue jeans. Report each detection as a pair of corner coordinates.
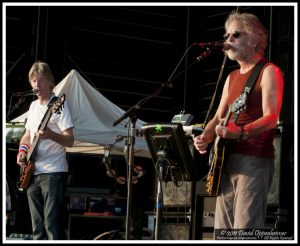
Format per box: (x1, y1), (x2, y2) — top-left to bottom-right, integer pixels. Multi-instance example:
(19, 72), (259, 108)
(27, 172), (67, 240)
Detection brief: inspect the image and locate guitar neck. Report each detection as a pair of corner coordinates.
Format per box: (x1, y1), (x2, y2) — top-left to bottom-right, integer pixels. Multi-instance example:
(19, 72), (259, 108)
(214, 107), (232, 147)
(26, 136), (39, 161)
(223, 106), (232, 127)
(26, 109), (53, 162)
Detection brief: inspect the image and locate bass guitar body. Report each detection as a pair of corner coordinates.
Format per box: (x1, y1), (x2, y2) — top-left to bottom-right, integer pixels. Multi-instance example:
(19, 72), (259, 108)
(16, 160), (35, 191)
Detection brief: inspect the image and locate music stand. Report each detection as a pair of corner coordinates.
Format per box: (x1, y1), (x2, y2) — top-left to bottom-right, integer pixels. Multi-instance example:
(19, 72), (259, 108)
(141, 123), (200, 239)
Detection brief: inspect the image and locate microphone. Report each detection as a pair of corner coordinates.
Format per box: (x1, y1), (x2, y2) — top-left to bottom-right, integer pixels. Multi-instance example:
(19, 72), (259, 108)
(193, 42), (230, 51)
(183, 124), (204, 137)
(15, 89), (39, 96)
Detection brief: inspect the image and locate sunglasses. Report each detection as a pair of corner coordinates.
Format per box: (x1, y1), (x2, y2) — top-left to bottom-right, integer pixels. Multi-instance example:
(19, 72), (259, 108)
(223, 31), (242, 41)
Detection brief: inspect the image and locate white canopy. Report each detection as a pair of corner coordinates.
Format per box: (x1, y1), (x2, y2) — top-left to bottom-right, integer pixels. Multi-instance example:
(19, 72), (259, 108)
(10, 69), (150, 157)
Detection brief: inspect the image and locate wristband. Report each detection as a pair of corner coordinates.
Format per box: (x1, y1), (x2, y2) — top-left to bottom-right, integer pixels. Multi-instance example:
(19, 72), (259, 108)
(19, 144), (29, 153)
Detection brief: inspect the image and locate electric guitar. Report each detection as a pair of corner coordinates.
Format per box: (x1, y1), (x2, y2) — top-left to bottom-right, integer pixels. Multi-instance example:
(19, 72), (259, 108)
(205, 92), (248, 196)
(16, 94), (66, 191)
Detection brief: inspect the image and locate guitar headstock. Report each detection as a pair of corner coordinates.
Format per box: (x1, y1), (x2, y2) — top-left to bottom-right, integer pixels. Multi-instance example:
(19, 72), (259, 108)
(50, 94), (66, 114)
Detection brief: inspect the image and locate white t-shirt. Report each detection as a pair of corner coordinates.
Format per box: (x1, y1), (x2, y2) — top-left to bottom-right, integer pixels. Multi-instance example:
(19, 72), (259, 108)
(25, 95), (74, 175)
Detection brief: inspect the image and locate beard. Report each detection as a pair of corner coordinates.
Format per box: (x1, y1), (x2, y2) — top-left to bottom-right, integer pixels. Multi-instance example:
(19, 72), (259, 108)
(226, 47), (248, 62)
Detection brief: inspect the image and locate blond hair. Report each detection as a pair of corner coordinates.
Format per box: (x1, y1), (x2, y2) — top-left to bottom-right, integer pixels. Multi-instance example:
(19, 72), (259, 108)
(28, 61), (55, 90)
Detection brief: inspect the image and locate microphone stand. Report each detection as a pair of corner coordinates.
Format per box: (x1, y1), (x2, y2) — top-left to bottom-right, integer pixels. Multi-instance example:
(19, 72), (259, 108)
(112, 45), (211, 240)
(6, 95), (26, 122)
(154, 151), (166, 240)
(113, 89), (162, 241)
(7, 92), (37, 122)
(124, 115), (136, 240)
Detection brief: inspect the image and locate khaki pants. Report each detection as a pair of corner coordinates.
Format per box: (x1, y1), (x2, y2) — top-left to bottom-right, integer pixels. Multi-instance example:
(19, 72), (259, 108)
(214, 153), (274, 230)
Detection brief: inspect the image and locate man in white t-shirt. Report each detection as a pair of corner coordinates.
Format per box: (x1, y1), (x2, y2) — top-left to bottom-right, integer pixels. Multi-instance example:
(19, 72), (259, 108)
(16, 61), (74, 240)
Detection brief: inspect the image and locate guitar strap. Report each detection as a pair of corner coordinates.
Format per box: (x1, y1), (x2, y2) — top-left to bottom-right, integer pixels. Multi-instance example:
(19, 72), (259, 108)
(232, 58), (269, 122)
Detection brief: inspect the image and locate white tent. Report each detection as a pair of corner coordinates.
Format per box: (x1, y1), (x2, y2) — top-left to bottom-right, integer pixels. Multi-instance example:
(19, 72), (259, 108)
(10, 69), (150, 158)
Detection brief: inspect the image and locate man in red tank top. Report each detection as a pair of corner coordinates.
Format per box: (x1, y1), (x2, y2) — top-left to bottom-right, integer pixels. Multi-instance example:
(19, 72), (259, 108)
(193, 12), (284, 239)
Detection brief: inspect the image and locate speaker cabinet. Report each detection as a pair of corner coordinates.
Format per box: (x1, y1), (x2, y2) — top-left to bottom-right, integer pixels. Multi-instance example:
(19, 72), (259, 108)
(267, 124), (294, 208)
(267, 127), (283, 206)
(267, 124), (294, 236)
(160, 224), (190, 240)
(162, 181), (192, 206)
(192, 193), (216, 240)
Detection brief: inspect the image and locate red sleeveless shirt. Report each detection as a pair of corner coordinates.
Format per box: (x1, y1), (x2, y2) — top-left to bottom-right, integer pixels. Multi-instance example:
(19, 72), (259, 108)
(226, 63), (275, 160)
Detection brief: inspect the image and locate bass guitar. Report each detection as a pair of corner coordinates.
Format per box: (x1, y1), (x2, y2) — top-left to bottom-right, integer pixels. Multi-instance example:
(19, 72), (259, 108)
(16, 94), (66, 191)
(205, 91), (248, 196)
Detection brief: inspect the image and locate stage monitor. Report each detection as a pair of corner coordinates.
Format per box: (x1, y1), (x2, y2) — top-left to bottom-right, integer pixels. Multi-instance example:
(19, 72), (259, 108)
(141, 123), (200, 182)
